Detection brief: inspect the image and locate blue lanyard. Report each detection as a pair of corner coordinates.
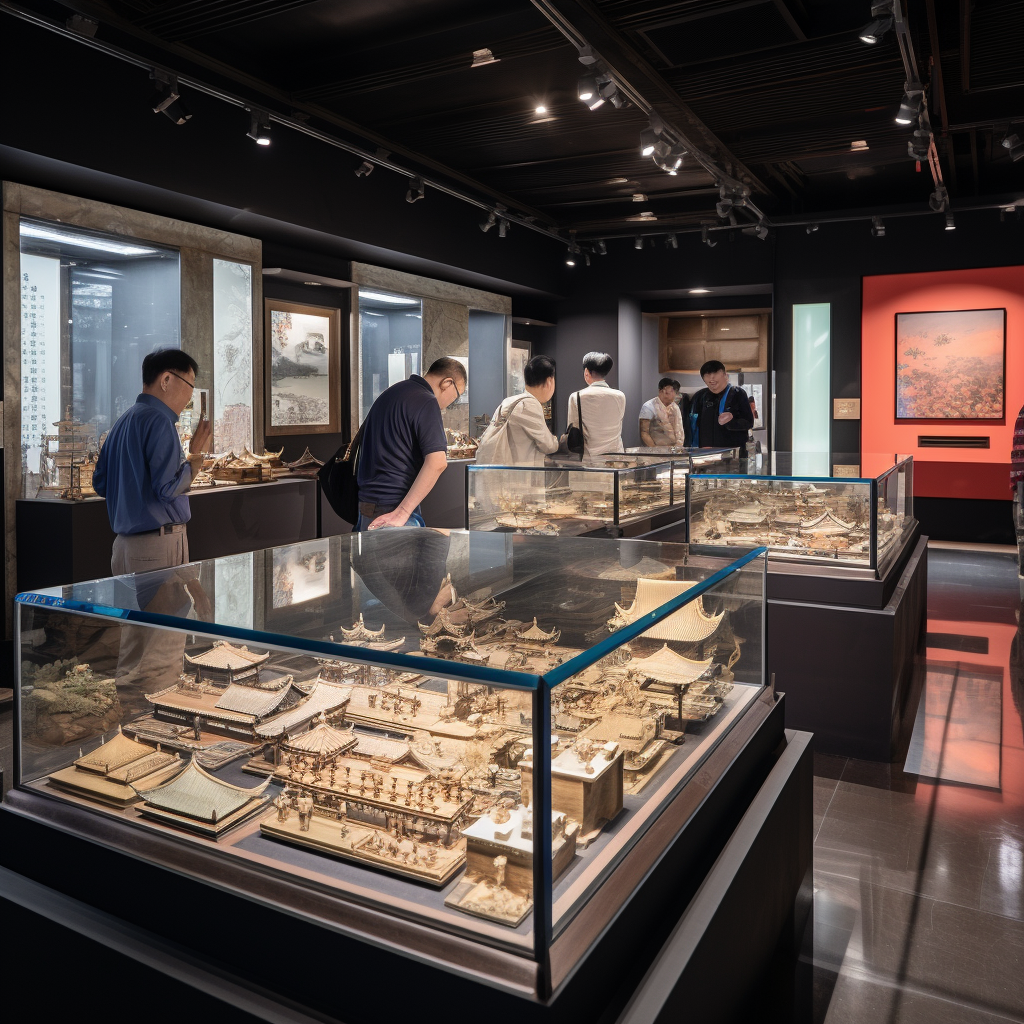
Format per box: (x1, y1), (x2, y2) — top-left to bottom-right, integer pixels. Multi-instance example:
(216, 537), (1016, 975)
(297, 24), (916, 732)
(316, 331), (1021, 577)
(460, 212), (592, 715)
(690, 385), (732, 446)
(718, 384), (733, 415)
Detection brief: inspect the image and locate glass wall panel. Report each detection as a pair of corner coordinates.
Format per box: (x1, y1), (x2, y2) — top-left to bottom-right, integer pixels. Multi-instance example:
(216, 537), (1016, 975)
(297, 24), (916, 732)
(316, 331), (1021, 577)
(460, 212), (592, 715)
(468, 310), (507, 439)
(19, 218), (180, 498)
(792, 302), (830, 453)
(357, 288), (422, 421)
(212, 259), (253, 455)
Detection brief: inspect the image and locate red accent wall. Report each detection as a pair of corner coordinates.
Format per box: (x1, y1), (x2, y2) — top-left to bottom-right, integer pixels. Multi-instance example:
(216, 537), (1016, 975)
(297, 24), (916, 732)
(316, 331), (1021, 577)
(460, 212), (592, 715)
(861, 266), (1024, 500)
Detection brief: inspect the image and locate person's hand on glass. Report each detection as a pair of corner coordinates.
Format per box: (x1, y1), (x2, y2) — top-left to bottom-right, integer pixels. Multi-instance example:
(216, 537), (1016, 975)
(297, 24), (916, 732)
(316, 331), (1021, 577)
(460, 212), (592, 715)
(368, 508), (410, 530)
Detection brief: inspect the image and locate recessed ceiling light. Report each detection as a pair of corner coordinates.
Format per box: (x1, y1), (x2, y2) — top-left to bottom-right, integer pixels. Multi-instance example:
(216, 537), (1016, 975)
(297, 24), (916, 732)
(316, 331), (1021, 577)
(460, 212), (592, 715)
(303, 281), (322, 286)
(471, 48), (499, 67)
(19, 222), (159, 256)
(359, 290), (418, 304)
(535, 105), (547, 114)
(689, 288), (711, 294)
(851, 140), (869, 151)
(720, 327), (730, 331)
(632, 193), (647, 202)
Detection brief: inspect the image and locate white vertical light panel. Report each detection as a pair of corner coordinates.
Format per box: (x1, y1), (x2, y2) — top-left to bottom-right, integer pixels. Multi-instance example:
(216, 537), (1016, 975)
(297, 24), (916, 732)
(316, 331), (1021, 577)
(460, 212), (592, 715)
(792, 303), (831, 453)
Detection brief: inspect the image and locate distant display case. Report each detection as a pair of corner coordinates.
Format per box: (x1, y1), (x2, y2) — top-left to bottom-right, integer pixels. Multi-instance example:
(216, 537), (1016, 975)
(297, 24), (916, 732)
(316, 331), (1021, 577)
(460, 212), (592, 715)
(618, 446), (742, 498)
(687, 453), (915, 574)
(9, 530), (769, 999)
(467, 454), (683, 536)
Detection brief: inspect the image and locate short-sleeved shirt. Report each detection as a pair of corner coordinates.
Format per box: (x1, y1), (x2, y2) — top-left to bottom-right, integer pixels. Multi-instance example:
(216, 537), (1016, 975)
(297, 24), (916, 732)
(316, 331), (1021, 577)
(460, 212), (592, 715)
(356, 375), (447, 509)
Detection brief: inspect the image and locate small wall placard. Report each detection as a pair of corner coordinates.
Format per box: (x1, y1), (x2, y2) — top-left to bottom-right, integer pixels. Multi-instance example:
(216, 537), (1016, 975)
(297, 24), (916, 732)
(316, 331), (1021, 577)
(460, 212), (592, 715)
(833, 464), (861, 477)
(833, 398), (861, 420)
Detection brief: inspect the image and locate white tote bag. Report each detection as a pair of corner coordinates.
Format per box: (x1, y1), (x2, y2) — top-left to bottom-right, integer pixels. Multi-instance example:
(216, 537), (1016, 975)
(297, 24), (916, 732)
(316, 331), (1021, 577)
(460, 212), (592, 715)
(475, 395), (531, 464)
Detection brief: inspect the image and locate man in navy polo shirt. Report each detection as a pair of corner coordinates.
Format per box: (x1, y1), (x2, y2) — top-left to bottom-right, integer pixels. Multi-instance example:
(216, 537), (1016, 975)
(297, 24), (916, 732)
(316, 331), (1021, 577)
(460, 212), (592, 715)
(356, 356), (466, 531)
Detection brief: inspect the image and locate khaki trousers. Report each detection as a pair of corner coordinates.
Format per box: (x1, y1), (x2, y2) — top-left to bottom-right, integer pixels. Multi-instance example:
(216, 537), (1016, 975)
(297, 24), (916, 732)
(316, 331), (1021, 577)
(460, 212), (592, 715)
(111, 528), (190, 694)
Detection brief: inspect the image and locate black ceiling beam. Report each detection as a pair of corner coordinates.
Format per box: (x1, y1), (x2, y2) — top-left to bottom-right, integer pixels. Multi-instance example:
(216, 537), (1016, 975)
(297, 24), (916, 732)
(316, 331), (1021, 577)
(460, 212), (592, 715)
(528, 0), (775, 208)
(8, 0), (566, 236)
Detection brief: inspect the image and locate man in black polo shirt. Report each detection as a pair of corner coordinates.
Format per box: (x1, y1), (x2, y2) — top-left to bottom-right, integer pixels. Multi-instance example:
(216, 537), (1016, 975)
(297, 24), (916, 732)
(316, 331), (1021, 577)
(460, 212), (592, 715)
(356, 356), (466, 531)
(687, 359), (754, 448)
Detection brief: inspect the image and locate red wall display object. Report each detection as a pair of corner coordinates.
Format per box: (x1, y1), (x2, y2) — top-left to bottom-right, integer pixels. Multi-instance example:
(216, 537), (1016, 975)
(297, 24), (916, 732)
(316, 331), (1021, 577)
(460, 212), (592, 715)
(862, 266), (1024, 500)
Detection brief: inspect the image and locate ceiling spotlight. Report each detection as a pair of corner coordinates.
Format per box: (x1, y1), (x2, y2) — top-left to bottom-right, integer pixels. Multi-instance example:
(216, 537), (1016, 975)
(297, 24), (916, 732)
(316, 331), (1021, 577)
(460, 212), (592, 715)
(498, 218), (509, 238)
(480, 211), (497, 232)
(584, 252), (592, 266)
(945, 212), (956, 231)
(632, 193), (647, 202)
(471, 48), (499, 67)
(149, 72), (191, 125)
(895, 83), (924, 125)
(716, 198), (733, 219)
(595, 240), (607, 255)
(1001, 134), (1024, 161)
(246, 109), (271, 146)
(928, 186), (948, 212)
(859, 3), (894, 44)
(566, 242), (581, 266)
(871, 216), (885, 237)
(742, 220), (769, 240)
(355, 160), (374, 177)
(701, 224), (717, 248)
(806, 224), (819, 234)
(405, 176), (424, 203)
(640, 126), (660, 157)
(578, 74), (599, 102)
(665, 233), (678, 249)
(535, 105), (547, 114)
(634, 236), (643, 250)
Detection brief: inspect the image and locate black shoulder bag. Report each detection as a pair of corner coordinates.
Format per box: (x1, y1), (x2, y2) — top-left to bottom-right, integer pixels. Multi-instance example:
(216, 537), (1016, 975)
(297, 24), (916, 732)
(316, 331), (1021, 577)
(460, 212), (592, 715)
(566, 392), (585, 457)
(319, 422), (365, 525)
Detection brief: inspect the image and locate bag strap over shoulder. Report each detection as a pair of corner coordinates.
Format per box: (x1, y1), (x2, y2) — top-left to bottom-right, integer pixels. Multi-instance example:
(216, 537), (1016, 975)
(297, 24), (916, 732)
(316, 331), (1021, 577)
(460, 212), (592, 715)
(336, 421), (365, 463)
(575, 391), (584, 430)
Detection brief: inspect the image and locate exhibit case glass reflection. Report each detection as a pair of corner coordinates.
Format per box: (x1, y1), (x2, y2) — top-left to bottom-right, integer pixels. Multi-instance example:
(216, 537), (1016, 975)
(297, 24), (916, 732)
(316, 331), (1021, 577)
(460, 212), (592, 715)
(467, 455), (682, 535)
(618, 446), (742, 498)
(687, 452), (915, 573)
(10, 530), (768, 992)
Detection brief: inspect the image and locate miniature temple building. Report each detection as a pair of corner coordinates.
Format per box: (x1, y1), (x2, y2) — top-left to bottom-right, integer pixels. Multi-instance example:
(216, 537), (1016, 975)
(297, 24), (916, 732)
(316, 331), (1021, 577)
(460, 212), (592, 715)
(607, 579), (724, 643)
(134, 757), (270, 836)
(48, 727), (182, 807)
(260, 742), (473, 886)
(145, 675), (350, 745)
(280, 716), (358, 774)
(446, 804), (579, 926)
(282, 447), (324, 475)
(631, 644), (716, 727)
(580, 711), (667, 791)
(184, 642), (270, 687)
(338, 615), (387, 643)
(519, 741), (624, 844)
(419, 607), (471, 638)
(513, 618), (561, 645)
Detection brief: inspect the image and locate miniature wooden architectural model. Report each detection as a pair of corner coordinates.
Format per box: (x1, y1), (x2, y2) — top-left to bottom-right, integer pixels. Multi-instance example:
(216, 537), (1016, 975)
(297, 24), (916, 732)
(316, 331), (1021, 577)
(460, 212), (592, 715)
(134, 756), (270, 836)
(184, 642), (270, 686)
(607, 579), (724, 642)
(48, 727), (181, 807)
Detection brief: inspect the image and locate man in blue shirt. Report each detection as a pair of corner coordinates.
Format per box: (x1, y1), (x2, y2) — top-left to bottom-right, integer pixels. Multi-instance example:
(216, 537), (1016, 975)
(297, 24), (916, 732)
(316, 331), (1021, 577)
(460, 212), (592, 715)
(93, 348), (212, 573)
(356, 357), (466, 531)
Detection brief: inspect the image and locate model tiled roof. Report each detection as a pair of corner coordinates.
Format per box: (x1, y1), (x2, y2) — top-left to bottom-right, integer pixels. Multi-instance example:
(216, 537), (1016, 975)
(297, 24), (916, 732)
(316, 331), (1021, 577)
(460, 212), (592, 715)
(184, 642), (270, 671)
(283, 719), (356, 757)
(215, 681), (293, 718)
(134, 758), (268, 823)
(75, 728), (154, 773)
(352, 734), (410, 763)
(610, 579), (724, 642)
(254, 682), (351, 738)
(514, 618), (560, 643)
(632, 644), (713, 686)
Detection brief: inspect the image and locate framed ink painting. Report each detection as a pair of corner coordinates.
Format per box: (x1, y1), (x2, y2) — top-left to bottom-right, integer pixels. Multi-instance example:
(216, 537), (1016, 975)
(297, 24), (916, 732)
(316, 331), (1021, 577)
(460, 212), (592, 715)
(265, 299), (341, 435)
(895, 308), (1005, 420)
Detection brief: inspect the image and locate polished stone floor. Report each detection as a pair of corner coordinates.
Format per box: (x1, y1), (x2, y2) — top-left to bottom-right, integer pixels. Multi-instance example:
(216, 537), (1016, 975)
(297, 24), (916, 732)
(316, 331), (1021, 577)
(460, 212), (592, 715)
(811, 546), (1024, 1024)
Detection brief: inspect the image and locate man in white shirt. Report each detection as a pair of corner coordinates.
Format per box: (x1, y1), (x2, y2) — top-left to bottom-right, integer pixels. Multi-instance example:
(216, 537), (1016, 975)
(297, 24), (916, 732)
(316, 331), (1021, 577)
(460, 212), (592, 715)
(477, 355), (559, 466)
(566, 352), (626, 456)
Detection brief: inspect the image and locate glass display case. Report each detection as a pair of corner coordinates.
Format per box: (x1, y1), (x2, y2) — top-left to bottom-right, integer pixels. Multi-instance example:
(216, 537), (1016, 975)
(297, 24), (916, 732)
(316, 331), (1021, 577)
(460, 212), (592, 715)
(687, 453), (915, 573)
(11, 530), (767, 986)
(467, 455), (683, 536)
(618, 446), (742, 499)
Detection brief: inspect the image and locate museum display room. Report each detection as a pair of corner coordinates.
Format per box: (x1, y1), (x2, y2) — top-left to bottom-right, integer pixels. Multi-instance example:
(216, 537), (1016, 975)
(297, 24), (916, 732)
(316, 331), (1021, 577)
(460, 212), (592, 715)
(4, 1), (1024, 1021)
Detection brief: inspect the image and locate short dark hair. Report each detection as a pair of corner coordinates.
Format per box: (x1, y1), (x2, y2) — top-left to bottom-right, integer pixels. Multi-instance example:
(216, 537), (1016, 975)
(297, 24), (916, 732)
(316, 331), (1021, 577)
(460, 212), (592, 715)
(426, 356), (467, 384)
(700, 359), (726, 377)
(142, 348), (199, 386)
(583, 351), (613, 378)
(524, 355), (556, 387)
(658, 377), (680, 391)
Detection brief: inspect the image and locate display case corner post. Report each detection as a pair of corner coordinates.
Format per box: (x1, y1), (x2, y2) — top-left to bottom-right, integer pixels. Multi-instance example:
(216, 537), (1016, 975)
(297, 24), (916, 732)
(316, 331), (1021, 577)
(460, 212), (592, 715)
(532, 680), (554, 992)
(3, 203), (22, 640)
(252, 258), (265, 454)
(870, 478), (879, 573)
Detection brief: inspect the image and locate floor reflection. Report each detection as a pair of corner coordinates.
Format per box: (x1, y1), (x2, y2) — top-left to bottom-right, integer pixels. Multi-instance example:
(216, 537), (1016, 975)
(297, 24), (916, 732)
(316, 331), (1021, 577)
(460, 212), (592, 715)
(813, 546), (1024, 1024)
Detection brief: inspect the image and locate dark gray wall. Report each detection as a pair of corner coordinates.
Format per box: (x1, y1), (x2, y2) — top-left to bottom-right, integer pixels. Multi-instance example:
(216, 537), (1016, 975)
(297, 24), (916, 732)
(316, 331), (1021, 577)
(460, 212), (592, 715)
(468, 310), (506, 430)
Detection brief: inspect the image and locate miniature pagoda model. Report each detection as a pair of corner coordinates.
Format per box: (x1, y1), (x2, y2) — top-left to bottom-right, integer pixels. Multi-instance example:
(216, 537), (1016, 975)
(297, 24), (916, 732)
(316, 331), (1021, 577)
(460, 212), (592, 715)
(48, 727), (181, 807)
(278, 447), (325, 478)
(133, 756), (270, 837)
(35, 406), (99, 500)
(185, 642), (270, 686)
(336, 615), (405, 652)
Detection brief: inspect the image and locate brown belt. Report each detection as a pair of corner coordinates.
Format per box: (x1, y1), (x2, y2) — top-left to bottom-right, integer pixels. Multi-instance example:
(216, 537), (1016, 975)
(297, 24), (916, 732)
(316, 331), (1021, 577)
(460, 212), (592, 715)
(141, 522), (186, 536)
(358, 502), (395, 517)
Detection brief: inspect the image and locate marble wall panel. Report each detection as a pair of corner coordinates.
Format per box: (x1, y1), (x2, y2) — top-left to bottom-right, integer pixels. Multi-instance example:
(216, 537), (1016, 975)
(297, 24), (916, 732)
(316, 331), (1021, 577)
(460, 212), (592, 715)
(351, 261), (510, 314)
(423, 299), (469, 434)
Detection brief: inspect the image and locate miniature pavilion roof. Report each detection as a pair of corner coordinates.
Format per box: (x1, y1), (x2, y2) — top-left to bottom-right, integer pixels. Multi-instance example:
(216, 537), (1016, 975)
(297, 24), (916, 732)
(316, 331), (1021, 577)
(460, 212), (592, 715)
(282, 719), (356, 757)
(134, 758), (268, 823)
(285, 447), (324, 469)
(215, 680), (296, 718)
(514, 618), (560, 642)
(338, 614), (387, 641)
(632, 644), (713, 686)
(613, 580), (724, 643)
(418, 607), (469, 638)
(254, 682), (351, 738)
(184, 642), (270, 671)
(801, 510), (854, 531)
(352, 734), (410, 763)
(75, 728), (154, 773)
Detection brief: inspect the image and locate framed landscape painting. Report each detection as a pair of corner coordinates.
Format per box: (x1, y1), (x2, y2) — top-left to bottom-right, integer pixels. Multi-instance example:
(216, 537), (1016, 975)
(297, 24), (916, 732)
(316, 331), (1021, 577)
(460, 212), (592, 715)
(265, 298), (341, 435)
(895, 308), (1005, 421)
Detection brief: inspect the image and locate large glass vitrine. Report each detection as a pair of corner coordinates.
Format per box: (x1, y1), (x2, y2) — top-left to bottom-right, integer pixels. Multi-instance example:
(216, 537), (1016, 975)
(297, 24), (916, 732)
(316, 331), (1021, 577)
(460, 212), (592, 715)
(11, 530), (767, 986)
(687, 453), (915, 573)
